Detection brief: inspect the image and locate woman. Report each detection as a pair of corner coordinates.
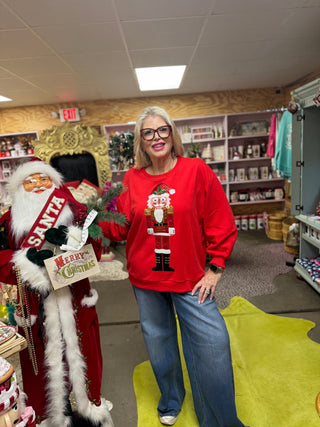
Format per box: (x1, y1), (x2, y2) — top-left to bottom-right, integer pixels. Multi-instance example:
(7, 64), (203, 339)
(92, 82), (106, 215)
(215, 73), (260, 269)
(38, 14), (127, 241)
(100, 106), (245, 427)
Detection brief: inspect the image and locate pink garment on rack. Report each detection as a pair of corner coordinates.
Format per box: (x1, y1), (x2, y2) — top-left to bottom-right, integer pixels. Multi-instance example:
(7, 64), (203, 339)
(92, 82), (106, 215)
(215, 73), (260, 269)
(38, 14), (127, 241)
(266, 113), (276, 158)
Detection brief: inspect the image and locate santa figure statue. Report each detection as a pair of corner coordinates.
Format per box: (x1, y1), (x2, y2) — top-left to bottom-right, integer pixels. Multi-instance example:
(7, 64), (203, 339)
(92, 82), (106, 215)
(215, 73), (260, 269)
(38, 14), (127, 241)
(0, 159), (113, 426)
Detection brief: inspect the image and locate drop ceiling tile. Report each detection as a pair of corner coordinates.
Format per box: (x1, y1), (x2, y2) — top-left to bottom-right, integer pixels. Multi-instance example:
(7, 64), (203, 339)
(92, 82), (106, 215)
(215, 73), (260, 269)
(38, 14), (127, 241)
(3, 0), (117, 26)
(191, 42), (269, 67)
(0, 29), (52, 59)
(0, 4), (26, 30)
(0, 67), (13, 78)
(211, 0), (316, 14)
(129, 47), (193, 68)
(122, 17), (204, 49)
(61, 51), (132, 78)
(1, 88), (59, 107)
(280, 7), (320, 39)
(35, 23), (123, 54)
(47, 77), (139, 103)
(0, 76), (42, 91)
(0, 56), (73, 77)
(26, 73), (78, 90)
(201, 12), (288, 45)
(115, 0), (212, 20)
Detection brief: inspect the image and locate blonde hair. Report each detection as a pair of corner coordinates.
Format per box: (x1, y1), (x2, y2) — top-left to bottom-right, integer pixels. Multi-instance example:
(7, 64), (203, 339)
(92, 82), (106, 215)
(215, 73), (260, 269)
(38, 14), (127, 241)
(134, 106), (184, 169)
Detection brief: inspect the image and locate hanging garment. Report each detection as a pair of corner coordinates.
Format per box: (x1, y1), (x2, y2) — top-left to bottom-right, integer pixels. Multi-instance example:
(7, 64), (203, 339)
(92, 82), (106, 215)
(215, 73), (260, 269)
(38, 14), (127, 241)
(266, 113), (277, 158)
(274, 110), (292, 179)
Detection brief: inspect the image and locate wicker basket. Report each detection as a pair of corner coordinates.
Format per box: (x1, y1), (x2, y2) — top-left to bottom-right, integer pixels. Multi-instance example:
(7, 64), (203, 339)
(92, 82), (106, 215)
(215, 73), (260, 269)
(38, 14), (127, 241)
(282, 216), (299, 255)
(267, 211), (287, 240)
(282, 216), (296, 241)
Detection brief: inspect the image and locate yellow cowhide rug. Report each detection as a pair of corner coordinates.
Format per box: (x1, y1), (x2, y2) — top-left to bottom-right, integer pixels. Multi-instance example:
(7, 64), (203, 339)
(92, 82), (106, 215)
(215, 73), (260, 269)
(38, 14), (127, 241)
(133, 297), (320, 427)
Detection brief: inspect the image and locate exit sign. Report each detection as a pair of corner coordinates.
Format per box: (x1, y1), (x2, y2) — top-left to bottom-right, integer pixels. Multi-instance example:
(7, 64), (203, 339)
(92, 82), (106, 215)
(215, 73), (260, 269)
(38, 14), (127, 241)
(59, 108), (80, 122)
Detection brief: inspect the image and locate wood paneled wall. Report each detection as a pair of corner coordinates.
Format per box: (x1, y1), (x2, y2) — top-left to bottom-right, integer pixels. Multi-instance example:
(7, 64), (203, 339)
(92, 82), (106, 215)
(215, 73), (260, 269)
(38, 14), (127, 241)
(0, 87), (287, 135)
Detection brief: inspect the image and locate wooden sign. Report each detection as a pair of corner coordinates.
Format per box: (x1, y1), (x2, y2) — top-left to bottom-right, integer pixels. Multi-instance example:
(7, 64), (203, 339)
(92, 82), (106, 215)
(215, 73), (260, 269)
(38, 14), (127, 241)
(44, 244), (100, 290)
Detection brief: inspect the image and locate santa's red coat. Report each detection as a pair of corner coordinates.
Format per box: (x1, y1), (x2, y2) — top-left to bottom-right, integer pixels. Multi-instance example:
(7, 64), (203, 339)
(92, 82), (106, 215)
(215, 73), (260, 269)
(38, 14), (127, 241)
(0, 186), (103, 425)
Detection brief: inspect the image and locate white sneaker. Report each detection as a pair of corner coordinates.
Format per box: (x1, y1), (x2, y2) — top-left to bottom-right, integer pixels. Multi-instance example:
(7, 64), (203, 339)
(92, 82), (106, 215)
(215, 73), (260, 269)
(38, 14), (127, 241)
(159, 414), (179, 425)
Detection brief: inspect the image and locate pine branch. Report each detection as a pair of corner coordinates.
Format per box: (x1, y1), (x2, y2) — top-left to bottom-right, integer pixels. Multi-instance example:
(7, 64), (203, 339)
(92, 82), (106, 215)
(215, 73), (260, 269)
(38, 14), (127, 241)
(83, 182), (128, 243)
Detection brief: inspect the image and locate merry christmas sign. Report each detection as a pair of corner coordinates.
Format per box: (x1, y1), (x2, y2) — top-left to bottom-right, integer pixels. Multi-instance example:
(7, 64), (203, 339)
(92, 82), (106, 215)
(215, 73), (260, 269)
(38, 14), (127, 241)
(44, 244), (100, 290)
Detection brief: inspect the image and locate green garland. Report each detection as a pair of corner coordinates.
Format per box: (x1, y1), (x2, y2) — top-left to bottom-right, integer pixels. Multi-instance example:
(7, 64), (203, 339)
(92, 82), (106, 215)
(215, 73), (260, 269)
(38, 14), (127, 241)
(85, 183), (127, 247)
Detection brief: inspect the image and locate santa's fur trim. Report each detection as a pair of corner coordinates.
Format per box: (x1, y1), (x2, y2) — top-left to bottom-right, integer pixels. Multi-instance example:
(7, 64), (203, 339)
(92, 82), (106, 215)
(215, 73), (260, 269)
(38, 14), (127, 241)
(57, 288), (113, 426)
(43, 290), (72, 427)
(81, 288), (98, 307)
(65, 225), (83, 250)
(12, 249), (51, 295)
(77, 398), (114, 427)
(57, 288), (91, 412)
(42, 287), (110, 426)
(7, 160), (64, 198)
(37, 416), (72, 426)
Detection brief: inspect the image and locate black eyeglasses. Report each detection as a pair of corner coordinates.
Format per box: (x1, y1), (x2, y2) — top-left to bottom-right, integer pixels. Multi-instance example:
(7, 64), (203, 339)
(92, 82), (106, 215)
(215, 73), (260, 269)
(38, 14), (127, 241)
(140, 125), (172, 141)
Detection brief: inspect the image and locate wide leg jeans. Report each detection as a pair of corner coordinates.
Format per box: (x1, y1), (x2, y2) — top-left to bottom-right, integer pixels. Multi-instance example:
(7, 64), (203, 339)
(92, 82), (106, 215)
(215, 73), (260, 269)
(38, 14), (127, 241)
(133, 287), (245, 427)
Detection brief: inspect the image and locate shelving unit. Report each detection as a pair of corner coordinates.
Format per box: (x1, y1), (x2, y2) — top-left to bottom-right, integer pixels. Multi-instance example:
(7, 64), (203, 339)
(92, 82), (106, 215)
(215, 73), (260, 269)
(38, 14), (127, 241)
(291, 78), (320, 293)
(294, 215), (320, 293)
(0, 131), (38, 213)
(103, 110), (285, 210)
(103, 124), (134, 183)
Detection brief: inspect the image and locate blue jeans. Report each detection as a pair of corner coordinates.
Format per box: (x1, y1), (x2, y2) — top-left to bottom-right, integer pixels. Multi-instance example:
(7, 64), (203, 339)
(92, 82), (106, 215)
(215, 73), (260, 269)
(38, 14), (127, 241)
(133, 287), (245, 427)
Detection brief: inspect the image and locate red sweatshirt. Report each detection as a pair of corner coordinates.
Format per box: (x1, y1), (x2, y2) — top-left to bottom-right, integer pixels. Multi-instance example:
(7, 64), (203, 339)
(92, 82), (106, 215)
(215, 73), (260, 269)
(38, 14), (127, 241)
(100, 157), (237, 292)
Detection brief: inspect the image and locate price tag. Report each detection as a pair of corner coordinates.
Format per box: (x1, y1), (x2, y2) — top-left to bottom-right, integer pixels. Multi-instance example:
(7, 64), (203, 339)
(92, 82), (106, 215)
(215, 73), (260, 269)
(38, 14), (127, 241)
(60, 209), (98, 251)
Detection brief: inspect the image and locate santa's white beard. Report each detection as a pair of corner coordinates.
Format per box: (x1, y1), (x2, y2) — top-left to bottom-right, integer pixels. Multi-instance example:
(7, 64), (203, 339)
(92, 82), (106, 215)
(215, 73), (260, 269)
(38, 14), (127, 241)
(11, 185), (74, 245)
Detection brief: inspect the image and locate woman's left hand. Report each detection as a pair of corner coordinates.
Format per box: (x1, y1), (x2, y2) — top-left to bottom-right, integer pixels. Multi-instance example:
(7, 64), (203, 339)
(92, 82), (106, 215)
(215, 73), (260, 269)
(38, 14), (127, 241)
(191, 269), (223, 304)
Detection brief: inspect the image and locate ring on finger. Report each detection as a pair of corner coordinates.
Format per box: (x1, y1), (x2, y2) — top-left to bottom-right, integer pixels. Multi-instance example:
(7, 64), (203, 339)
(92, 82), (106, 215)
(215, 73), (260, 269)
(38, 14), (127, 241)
(205, 289), (210, 295)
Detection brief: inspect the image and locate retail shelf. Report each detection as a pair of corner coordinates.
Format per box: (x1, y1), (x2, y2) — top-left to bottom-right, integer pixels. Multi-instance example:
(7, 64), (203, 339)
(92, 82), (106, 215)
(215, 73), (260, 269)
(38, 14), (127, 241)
(294, 262), (320, 294)
(0, 154), (34, 161)
(228, 133), (269, 140)
(302, 233), (320, 250)
(229, 157), (271, 164)
(230, 198), (284, 206)
(229, 178), (284, 185)
(296, 214), (320, 232)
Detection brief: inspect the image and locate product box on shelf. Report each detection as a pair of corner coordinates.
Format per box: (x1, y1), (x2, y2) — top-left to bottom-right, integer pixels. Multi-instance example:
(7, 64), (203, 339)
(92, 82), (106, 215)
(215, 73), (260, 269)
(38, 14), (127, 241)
(212, 167), (226, 182)
(248, 167), (259, 180)
(235, 213), (264, 231)
(236, 168), (246, 181)
(191, 126), (213, 142)
(179, 126), (192, 143)
(212, 145), (225, 161)
(252, 144), (261, 158)
(260, 166), (269, 179)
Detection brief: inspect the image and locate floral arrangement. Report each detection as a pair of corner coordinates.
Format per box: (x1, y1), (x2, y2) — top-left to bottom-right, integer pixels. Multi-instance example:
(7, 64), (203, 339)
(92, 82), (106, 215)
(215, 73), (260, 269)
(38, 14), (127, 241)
(109, 131), (134, 171)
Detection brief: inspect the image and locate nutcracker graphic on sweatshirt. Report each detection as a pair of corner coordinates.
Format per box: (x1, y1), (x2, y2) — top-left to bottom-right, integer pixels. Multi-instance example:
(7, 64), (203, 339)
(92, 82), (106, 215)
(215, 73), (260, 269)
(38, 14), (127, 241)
(145, 183), (175, 271)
